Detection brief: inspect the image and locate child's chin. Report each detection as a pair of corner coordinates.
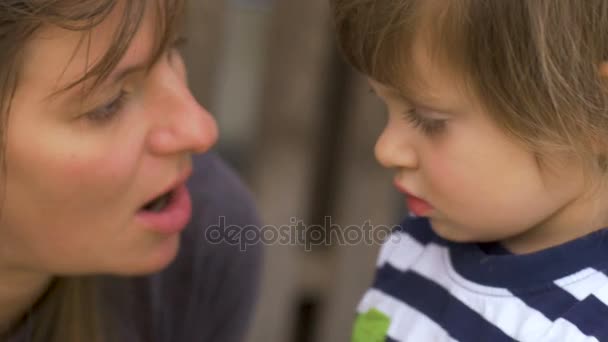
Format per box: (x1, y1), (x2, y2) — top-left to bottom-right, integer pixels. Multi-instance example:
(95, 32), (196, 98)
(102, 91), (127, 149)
(429, 219), (480, 243)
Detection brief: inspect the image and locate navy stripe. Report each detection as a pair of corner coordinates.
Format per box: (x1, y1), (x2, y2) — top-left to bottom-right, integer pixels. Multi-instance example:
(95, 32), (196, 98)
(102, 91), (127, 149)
(509, 285), (579, 321)
(386, 337), (399, 342)
(395, 217), (441, 246)
(508, 278), (608, 339)
(562, 295), (608, 340)
(449, 229), (608, 289)
(374, 264), (516, 342)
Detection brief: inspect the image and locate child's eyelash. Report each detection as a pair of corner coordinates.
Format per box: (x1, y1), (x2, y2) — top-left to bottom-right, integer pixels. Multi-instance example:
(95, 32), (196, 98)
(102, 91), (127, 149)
(403, 108), (446, 136)
(166, 36), (188, 63)
(171, 36), (188, 49)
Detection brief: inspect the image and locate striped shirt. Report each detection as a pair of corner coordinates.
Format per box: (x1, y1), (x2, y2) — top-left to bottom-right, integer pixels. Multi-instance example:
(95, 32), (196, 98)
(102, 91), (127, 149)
(353, 217), (608, 342)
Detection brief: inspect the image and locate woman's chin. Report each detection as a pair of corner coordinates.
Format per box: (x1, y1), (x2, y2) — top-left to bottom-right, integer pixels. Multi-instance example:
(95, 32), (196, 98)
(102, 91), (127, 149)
(112, 234), (182, 276)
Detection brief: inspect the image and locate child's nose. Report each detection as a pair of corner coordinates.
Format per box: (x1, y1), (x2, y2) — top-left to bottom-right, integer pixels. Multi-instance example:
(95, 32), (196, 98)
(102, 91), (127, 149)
(147, 82), (218, 156)
(374, 123), (418, 170)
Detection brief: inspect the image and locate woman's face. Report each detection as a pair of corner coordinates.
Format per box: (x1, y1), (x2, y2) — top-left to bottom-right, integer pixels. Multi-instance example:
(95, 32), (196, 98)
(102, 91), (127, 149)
(0, 4), (218, 275)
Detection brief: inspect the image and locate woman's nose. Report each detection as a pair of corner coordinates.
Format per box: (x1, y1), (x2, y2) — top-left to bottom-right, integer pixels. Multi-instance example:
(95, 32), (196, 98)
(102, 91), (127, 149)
(147, 70), (219, 156)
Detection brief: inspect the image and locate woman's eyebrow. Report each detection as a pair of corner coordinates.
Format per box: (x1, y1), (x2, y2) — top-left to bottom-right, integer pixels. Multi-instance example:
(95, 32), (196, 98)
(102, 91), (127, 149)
(50, 58), (149, 105)
(108, 61), (148, 85)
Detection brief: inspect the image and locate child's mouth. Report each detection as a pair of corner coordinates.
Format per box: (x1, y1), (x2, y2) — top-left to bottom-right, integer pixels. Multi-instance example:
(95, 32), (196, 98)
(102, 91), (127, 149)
(406, 194), (433, 216)
(393, 178), (434, 216)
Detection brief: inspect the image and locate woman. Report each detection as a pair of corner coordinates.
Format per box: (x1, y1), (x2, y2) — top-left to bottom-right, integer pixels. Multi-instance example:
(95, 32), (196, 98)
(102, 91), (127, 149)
(0, 0), (262, 341)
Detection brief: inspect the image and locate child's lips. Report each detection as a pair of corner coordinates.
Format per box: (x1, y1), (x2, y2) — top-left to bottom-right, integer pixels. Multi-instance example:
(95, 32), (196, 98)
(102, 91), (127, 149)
(393, 178), (434, 216)
(405, 194), (433, 216)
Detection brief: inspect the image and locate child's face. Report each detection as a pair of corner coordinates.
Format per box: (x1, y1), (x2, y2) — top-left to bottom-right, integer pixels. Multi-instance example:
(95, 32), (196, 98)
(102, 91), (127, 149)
(369, 42), (600, 253)
(0, 3), (217, 275)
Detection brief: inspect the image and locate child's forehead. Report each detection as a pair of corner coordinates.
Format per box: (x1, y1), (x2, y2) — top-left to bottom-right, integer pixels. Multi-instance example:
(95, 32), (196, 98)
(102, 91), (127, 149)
(370, 37), (475, 112)
(366, 4), (471, 92)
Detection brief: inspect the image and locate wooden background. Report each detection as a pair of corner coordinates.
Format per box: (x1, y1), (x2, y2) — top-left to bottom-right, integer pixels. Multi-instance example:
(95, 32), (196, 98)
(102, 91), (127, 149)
(182, 1), (403, 341)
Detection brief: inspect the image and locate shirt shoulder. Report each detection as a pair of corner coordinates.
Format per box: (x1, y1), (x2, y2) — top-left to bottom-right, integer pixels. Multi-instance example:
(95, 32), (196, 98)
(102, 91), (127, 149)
(375, 216), (442, 272)
(101, 153), (263, 342)
(159, 153), (263, 341)
(357, 216), (608, 342)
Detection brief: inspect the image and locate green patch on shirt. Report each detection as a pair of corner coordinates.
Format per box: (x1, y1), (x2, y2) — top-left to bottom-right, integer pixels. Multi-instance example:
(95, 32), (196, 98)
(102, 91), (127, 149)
(352, 308), (391, 342)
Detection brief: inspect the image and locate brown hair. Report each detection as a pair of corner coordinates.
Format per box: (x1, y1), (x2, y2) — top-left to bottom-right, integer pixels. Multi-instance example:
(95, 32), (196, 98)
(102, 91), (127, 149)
(0, 0), (183, 341)
(330, 0), (608, 177)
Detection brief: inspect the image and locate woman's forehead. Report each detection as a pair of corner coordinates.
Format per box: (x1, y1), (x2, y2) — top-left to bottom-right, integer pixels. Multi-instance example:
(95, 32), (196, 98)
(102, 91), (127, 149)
(20, 1), (157, 101)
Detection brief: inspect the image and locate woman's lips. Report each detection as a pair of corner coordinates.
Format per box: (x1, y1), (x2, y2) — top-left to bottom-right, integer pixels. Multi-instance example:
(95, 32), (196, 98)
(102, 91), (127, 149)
(135, 183), (192, 235)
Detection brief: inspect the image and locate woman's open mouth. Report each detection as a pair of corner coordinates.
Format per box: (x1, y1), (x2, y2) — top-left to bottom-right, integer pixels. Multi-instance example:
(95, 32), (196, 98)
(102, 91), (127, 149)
(136, 181), (192, 235)
(142, 189), (174, 212)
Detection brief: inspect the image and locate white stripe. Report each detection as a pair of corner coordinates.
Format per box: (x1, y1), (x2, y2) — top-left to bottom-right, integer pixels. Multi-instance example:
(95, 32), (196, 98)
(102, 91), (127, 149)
(539, 318), (603, 342)
(555, 268), (608, 306)
(358, 289), (457, 342)
(384, 243), (599, 342)
(591, 282), (608, 307)
(376, 233), (397, 267)
(377, 231), (425, 269)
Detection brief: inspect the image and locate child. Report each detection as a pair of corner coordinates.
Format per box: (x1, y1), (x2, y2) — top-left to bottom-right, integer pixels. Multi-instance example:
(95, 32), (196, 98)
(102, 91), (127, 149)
(331, 1), (608, 341)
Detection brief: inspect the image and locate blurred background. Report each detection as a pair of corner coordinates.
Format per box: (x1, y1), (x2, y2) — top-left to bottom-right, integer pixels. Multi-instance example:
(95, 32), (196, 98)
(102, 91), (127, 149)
(181, 0), (406, 341)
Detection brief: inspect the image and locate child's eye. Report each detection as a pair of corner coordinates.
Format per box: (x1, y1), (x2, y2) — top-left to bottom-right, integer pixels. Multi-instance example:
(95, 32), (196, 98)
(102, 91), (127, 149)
(171, 36), (188, 50)
(403, 108), (447, 136)
(168, 36), (187, 61)
(84, 91), (128, 124)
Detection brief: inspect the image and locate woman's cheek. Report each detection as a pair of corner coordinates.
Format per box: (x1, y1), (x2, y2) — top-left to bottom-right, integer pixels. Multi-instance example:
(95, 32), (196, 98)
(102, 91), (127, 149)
(57, 145), (139, 206)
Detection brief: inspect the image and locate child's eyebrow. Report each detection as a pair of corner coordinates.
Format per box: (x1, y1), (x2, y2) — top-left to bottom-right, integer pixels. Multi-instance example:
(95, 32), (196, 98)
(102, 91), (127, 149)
(392, 80), (459, 110)
(368, 81), (451, 111)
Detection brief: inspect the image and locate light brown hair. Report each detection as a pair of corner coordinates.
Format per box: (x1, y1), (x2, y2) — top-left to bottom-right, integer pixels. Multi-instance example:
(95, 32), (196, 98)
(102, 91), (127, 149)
(330, 0), (608, 177)
(0, 0), (183, 341)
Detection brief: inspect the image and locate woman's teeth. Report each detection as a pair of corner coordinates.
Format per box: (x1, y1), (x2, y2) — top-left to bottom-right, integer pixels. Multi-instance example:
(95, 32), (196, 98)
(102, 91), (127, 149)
(143, 191), (172, 212)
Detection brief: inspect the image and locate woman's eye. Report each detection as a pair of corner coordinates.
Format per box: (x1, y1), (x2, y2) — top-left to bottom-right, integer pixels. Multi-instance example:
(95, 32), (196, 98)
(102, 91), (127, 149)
(84, 91), (128, 123)
(403, 108), (447, 136)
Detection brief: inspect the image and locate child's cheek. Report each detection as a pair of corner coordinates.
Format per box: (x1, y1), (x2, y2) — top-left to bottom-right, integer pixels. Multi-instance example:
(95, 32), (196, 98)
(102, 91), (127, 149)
(424, 149), (478, 207)
(425, 148), (456, 191)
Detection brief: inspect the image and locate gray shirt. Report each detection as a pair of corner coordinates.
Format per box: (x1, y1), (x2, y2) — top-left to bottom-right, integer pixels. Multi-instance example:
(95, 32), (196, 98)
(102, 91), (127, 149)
(7, 153), (263, 342)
